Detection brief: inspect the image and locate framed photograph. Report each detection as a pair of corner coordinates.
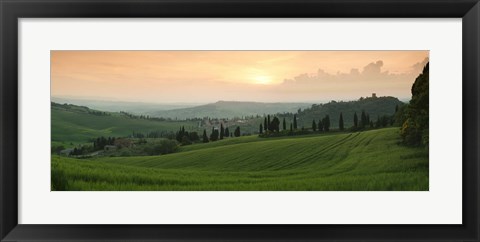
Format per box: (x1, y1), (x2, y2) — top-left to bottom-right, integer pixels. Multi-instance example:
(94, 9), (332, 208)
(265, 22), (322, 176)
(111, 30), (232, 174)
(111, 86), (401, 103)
(1, 0), (479, 241)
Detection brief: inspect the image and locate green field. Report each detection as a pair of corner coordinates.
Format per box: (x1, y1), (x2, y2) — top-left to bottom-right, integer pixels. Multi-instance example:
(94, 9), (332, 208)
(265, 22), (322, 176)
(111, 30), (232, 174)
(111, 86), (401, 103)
(52, 128), (429, 191)
(52, 104), (198, 144)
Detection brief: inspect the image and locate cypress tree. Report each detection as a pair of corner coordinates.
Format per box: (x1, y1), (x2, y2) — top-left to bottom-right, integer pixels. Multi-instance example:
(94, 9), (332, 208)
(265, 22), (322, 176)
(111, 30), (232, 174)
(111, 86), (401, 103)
(293, 114), (298, 129)
(312, 120), (317, 131)
(324, 115), (330, 131)
(259, 124), (263, 134)
(271, 117), (280, 132)
(318, 119), (323, 132)
(202, 129), (209, 143)
(225, 127), (230, 137)
(267, 115), (271, 132)
(354, 112), (358, 127)
(210, 127), (219, 141)
(290, 123), (293, 131)
(234, 126), (241, 137)
(264, 117), (268, 133)
(220, 124), (224, 140)
(282, 118), (286, 131)
(361, 110), (367, 128)
(339, 112), (344, 131)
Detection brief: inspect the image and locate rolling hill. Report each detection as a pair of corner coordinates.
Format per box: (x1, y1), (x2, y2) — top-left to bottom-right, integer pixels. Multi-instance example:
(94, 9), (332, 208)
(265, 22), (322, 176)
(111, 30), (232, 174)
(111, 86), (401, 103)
(51, 102), (198, 144)
(52, 128), (429, 191)
(148, 101), (312, 119)
(295, 95), (405, 129)
(51, 95), (405, 145)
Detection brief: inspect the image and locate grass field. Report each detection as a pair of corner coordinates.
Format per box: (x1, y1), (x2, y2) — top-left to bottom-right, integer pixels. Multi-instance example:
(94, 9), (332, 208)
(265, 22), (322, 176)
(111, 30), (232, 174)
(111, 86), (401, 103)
(52, 106), (198, 144)
(52, 128), (429, 191)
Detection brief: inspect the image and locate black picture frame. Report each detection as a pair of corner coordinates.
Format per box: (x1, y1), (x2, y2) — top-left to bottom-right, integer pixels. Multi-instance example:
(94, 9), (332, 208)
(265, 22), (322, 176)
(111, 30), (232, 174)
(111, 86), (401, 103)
(1, 0), (479, 241)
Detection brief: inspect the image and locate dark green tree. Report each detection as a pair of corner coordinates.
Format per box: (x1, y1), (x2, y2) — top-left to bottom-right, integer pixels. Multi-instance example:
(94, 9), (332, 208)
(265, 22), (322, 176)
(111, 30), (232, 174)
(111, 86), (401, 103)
(181, 136), (192, 145)
(318, 119), (323, 132)
(234, 126), (241, 137)
(220, 124), (224, 140)
(323, 115), (330, 131)
(270, 117), (280, 132)
(202, 129), (209, 143)
(267, 115), (271, 131)
(312, 120), (317, 131)
(259, 124), (263, 134)
(176, 126), (188, 143)
(188, 132), (199, 142)
(293, 114), (298, 129)
(264, 117), (268, 133)
(210, 127), (219, 141)
(393, 105), (407, 127)
(401, 63), (429, 146)
(225, 127), (230, 137)
(361, 110), (367, 128)
(282, 118), (286, 131)
(339, 112), (344, 131)
(354, 112), (358, 128)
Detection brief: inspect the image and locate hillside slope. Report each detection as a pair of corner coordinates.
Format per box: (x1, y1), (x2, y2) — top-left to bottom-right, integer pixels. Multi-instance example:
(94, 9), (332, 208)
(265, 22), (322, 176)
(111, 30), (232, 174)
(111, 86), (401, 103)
(295, 96), (405, 129)
(52, 128), (428, 191)
(51, 103), (197, 143)
(149, 101), (311, 119)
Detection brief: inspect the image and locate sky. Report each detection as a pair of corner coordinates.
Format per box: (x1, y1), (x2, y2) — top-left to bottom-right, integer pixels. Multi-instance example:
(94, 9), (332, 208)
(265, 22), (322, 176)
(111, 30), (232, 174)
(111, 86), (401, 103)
(51, 51), (429, 103)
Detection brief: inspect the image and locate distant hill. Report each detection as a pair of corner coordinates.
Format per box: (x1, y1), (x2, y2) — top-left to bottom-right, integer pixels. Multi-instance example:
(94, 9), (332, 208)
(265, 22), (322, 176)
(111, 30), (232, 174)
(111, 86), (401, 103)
(51, 95), (404, 144)
(294, 95), (405, 129)
(148, 101), (312, 119)
(51, 97), (197, 115)
(51, 102), (198, 143)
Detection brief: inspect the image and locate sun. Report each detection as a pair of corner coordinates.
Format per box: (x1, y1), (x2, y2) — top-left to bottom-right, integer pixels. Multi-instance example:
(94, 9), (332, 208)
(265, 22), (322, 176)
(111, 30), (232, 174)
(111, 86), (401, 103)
(252, 75), (272, 85)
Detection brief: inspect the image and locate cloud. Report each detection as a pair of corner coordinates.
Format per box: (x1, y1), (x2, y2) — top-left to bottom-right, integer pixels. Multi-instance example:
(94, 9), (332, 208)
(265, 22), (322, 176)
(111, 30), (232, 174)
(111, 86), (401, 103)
(276, 59), (429, 101)
(282, 59), (428, 85)
(411, 57), (430, 74)
(362, 60), (384, 76)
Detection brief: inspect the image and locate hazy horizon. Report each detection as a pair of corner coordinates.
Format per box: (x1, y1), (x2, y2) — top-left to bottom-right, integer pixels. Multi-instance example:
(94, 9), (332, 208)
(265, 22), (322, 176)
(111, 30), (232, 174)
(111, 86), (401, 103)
(51, 51), (428, 103)
(52, 95), (410, 106)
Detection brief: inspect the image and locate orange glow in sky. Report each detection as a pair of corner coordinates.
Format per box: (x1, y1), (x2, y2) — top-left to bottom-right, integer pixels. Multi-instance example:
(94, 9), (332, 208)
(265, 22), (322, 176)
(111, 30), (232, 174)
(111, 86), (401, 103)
(51, 51), (429, 103)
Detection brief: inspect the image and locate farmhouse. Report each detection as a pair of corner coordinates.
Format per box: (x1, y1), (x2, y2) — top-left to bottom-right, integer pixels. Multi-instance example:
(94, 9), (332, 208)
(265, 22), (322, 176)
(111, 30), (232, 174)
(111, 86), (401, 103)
(114, 138), (133, 148)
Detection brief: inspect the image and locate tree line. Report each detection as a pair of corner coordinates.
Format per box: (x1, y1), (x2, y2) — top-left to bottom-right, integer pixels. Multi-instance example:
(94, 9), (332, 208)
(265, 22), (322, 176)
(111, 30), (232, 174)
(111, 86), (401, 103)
(174, 125), (242, 145)
(201, 125), (241, 143)
(258, 109), (397, 138)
